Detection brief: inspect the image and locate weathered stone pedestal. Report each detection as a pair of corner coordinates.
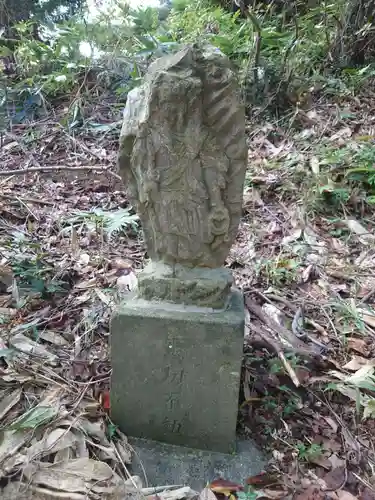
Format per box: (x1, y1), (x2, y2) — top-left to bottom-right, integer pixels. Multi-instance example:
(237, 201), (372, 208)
(111, 289), (244, 453)
(129, 437), (266, 490)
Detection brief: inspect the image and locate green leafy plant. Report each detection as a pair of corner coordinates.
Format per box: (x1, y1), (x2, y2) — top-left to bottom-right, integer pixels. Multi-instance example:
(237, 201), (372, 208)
(12, 257), (65, 297)
(0, 348), (16, 359)
(0, 0), (364, 127)
(62, 208), (139, 239)
(327, 365), (375, 418)
(260, 384), (301, 420)
(318, 182), (351, 206)
(167, 2), (252, 63)
(296, 442), (323, 462)
(8, 405), (59, 431)
(256, 256), (300, 286)
(313, 141), (375, 209)
(329, 298), (367, 335)
(268, 354), (304, 374)
(106, 422), (118, 440)
(237, 489), (259, 500)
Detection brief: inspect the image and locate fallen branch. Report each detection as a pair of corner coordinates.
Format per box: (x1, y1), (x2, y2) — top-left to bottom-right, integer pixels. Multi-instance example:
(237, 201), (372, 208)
(252, 289), (330, 337)
(249, 322), (300, 387)
(0, 194), (55, 206)
(291, 306), (328, 351)
(245, 297), (320, 358)
(0, 165), (122, 180)
(361, 288), (375, 304)
(261, 291), (329, 337)
(30, 485), (86, 499)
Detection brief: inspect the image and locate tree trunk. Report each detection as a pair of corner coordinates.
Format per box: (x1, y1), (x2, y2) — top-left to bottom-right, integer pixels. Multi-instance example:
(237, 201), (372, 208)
(0, 0), (34, 75)
(0, 0), (33, 29)
(333, 0), (375, 66)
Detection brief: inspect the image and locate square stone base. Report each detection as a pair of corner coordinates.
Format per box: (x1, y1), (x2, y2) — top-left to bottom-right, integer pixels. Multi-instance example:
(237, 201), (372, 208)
(110, 290), (244, 453)
(129, 437), (266, 490)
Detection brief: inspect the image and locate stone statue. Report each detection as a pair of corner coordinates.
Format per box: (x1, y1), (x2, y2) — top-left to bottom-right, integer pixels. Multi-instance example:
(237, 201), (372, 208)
(118, 44), (247, 308)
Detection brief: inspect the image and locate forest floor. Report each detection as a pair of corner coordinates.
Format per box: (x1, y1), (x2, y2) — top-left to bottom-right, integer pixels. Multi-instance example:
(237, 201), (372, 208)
(0, 89), (375, 500)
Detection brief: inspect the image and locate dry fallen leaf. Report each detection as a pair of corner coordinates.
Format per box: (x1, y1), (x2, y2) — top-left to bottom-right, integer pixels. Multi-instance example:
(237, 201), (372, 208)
(344, 219), (375, 244)
(243, 187), (264, 207)
(347, 337), (369, 356)
(209, 479), (243, 495)
(9, 333), (59, 366)
(329, 127), (352, 141)
(117, 270), (138, 292)
(262, 303), (284, 326)
(1, 481), (86, 500)
(359, 487), (375, 500)
(1, 370), (33, 383)
(322, 416), (338, 433)
(360, 310), (375, 328)
(282, 228), (302, 246)
(246, 472), (281, 487)
(337, 491), (358, 500)
(199, 489), (217, 500)
(343, 356), (375, 371)
(23, 458), (114, 493)
(257, 490), (288, 500)
(293, 486), (327, 500)
(309, 455), (332, 470)
(310, 156), (320, 175)
(38, 330), (69, 346)
(27, 427), (79, 460)
(0, 307), (17, 318)
(323, 466), (346, 490)
(328, 454), (346, 469)
(0, 389), (22, 421)
(74, 278), (97, 289)
(244, 307), (251, 337)
(0, 430), (31, 469)
(158, 487), (199, 500)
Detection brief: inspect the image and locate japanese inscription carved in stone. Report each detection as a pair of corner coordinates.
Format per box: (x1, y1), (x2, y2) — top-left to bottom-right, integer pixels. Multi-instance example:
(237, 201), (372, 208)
(118, 44), (247, 308)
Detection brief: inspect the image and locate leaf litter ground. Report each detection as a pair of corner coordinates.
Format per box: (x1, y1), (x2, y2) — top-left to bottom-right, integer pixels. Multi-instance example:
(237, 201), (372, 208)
(0, 93), (374, 500)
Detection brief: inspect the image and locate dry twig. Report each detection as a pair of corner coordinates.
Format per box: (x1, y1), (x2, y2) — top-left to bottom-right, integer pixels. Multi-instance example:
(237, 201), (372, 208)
(0, 165), (122, 180)
(245, 297), (319, 357)
(249, 321), (300, 387)
(0, 194), (55, 206)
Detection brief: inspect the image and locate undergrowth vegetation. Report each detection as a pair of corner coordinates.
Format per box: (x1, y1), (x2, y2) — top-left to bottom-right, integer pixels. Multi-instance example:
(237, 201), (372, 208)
(3, 0), (375, 214)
